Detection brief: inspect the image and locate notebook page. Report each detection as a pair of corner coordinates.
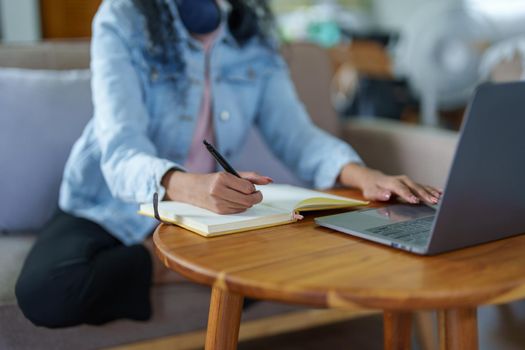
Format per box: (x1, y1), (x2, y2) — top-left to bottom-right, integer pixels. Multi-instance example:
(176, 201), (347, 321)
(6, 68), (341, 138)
(258, 184), (357, 212)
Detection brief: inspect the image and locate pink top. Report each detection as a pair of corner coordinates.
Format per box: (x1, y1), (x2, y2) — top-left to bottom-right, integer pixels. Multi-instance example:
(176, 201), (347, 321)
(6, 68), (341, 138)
(184, 29), (220, 173)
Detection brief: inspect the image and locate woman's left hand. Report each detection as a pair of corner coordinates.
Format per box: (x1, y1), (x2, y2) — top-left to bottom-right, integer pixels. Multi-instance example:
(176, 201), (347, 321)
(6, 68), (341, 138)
(339, 163), (442, 204)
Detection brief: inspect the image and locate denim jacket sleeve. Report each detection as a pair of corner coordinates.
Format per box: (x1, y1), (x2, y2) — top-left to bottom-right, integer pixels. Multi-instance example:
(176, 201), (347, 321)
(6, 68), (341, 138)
(91, 1), (181, 203)
(256, 57), (363, 189)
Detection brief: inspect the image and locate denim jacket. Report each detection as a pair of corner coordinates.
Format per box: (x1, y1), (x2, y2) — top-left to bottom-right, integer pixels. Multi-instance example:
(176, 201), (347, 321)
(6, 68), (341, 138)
(59, 0), (363, 245)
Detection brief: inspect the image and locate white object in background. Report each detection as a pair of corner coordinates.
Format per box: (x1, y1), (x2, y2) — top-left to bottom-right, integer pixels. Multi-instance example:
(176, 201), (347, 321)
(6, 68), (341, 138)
(392, 0), (525, 127)
(393, 2), (493, 126)
(466, 0), (525, 37)
(0, 0), (41, 42)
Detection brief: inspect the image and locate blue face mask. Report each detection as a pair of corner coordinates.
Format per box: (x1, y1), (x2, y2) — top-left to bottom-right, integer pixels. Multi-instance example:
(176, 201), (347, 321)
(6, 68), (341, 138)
(177, 0), (221, 35)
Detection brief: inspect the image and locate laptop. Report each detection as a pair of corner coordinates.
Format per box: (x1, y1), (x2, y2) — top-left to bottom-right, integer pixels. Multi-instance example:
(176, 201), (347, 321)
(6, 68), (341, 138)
(315, 82), (525, 255)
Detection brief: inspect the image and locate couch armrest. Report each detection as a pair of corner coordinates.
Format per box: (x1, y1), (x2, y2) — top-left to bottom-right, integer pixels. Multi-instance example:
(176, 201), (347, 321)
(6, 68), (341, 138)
(342, 119), (459, 188)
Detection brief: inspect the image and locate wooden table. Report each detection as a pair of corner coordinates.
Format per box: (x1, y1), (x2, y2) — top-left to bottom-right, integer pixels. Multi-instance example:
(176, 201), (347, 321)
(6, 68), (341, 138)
(153, 189), (525, 350)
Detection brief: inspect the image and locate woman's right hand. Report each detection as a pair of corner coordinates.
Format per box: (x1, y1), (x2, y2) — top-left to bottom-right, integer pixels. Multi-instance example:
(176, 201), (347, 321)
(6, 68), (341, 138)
(162, 170), (273, 214)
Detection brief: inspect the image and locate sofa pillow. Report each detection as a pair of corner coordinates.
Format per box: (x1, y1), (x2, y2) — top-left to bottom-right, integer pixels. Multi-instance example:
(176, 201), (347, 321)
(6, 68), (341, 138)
(0, 68), (92, 232)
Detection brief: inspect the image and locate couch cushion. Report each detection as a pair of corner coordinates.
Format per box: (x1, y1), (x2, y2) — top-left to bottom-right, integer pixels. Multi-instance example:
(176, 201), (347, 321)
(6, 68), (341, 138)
(0, 68), (92, 232)
(0, 234), (36, 305)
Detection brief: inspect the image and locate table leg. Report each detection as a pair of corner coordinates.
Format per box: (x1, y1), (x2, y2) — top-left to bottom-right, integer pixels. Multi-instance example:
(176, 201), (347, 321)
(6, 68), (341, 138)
(438, 308), (478, 350)
(205, 286), (244, 350)
(384, 311), (413, 350)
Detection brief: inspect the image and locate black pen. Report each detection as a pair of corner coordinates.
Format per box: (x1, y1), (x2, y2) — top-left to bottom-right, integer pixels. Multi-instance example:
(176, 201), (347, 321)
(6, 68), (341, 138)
(203, 140), (241, 178)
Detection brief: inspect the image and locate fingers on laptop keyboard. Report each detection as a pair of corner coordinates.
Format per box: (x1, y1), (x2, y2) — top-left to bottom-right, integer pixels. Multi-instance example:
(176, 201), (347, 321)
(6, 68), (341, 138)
(397, 177), (440, 205)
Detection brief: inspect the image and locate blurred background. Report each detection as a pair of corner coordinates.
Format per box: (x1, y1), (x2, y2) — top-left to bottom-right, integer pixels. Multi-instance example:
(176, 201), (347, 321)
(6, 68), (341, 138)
(1, 0), (525, 130)
(2, 3), (525, 349)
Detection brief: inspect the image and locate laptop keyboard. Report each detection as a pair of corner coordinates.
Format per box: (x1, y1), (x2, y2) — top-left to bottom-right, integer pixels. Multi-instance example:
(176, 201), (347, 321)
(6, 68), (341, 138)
(366, 216), (434, 247)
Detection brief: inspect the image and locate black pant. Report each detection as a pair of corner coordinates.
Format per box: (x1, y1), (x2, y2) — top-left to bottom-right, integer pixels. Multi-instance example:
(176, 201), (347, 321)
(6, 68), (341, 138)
(15, 211), (153, 328)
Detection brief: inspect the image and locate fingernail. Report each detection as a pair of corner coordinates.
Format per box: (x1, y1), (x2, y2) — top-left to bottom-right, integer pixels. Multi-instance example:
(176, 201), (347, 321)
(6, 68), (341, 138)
(432, 197), (438, 203)
(292, 213), (304, 220)
(411, 196), (419, 203)
(383, 193), (391, 200)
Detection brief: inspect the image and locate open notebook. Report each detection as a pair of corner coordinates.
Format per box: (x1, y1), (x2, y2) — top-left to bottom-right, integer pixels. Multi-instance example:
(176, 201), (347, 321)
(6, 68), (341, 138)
(139, 184), (368, 237)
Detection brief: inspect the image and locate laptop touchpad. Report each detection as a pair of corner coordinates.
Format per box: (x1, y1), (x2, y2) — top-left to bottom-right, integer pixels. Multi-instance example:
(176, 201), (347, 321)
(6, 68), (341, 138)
(316, 204), (437, 232)
(362, 204), (436, 225)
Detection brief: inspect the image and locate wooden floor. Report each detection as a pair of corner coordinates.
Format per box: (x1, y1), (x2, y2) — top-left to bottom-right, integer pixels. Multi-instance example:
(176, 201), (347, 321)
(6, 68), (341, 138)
(237, 315), (384, 350)
(108, 309), (380, 350)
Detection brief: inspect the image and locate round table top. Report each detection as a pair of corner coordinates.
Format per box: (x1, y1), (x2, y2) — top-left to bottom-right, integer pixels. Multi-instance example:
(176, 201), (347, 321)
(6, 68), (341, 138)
(153, 189), (525, 310)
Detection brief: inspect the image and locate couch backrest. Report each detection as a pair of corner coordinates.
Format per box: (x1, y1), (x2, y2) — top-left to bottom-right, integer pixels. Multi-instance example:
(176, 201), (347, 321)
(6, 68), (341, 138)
(0, 42), (337, 129)
(0, 42), (90, 70)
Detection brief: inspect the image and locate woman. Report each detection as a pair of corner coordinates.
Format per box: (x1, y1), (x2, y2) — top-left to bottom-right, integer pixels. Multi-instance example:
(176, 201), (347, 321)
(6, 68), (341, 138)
(15, 0), (441, 328)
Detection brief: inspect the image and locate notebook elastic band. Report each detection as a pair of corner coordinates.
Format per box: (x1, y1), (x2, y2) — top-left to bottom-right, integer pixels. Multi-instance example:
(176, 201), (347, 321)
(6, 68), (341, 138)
(153, 192), (175, 226)
(153, 192), (161, 222)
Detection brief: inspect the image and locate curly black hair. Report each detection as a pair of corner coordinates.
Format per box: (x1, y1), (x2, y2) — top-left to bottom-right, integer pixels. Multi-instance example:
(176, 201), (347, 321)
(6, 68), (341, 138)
(132, 0), (275, 66)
